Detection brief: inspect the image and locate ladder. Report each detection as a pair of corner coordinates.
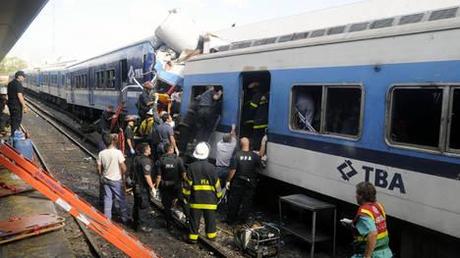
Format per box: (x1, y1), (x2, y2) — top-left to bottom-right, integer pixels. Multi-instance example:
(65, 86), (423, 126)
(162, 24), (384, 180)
(0, 143), (157, 258)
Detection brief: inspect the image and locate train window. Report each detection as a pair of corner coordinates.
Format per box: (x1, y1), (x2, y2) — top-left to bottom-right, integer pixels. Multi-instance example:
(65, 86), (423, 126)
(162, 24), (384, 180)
(291, 85), (362, 138)
(325, 87), (362, 136)
(106, 70), (115, 88)
(291, 86), (322, 132)
(448, 89), (460, 151)
(389, 88), (443, 149)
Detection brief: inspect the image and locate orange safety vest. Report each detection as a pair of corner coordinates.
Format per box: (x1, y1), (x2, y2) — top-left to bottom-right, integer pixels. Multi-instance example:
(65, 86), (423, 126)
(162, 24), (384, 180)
(353, 202), (389, 253)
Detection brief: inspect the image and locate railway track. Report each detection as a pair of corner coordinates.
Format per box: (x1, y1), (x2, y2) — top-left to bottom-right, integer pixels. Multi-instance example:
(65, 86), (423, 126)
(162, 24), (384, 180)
(24, 96), (234, 258)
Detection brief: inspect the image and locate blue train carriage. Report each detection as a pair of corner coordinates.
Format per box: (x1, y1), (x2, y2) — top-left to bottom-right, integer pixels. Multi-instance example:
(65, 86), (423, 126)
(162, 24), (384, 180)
(22, 68), (41, 95)
(182, 6), (460, 242)
(65, 40), (155, 119)
(38, 67), (66, 104)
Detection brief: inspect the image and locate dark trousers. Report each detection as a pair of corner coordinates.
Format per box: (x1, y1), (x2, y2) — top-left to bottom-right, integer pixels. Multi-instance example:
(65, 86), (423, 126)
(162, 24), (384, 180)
(160, 187), (177, 227)
(196, 106), (214, 142)
(227, 178), (256, 224)
(132, 187), (151, 229)
(189, 208), (217, 241)
(8, 105), (22, 136)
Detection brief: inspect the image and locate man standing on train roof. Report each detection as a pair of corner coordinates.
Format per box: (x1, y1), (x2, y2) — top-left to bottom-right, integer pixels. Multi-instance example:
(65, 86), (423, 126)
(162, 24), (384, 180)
(131, 142), (156, 232)
(155, 143), (186, 230)
(137, 81), (155, 121)
(226, 137), (266, 225)
(7, 71), (29, 136)
(182, 142), (223, 243)
(195, 86), (223, 142)
(343, 182), (393, 258)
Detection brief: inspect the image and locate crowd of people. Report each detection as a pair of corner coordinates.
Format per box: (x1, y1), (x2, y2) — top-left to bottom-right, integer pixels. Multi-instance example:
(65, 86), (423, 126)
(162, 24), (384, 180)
(3, 70), (392, 257)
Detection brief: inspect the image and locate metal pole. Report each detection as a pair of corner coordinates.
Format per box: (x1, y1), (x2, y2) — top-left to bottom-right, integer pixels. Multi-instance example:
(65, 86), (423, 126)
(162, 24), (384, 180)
(311, 211), (316, 258)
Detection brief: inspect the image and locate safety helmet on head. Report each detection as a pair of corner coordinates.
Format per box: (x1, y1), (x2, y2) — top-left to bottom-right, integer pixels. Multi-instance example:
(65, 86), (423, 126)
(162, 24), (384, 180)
(146, 109), (154, 116)
(193, 142), (210, 160)
(125, 115), (138, 122)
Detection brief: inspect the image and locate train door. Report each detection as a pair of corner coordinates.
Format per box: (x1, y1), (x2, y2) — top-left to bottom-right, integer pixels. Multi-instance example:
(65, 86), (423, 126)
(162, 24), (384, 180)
(238, 71), (271, 150)
(88, 68), (94, 105)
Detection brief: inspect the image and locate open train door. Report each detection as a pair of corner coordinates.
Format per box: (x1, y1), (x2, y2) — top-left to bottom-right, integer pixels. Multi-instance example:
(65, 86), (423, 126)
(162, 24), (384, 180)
(238, 71), (271, 150)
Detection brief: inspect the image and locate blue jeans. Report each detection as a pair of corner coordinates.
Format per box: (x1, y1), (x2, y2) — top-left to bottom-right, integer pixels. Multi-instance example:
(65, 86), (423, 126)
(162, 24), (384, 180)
(216, 167), (229, 185)
(103, 178), (129, 222)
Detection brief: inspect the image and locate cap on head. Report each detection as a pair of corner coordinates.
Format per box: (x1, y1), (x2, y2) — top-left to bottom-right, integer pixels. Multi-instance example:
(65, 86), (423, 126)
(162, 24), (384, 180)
(15, 71), (26, 78)
(143, 81), (154, 89)
(193, 142), (210, 160)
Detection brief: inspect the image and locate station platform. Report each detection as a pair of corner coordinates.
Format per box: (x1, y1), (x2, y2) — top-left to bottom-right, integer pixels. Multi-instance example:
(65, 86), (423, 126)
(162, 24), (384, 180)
(0, 167), (74, 258)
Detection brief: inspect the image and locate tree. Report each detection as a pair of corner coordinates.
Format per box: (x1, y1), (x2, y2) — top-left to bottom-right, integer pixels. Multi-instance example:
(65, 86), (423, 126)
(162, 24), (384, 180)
(0, 57), (28, 75)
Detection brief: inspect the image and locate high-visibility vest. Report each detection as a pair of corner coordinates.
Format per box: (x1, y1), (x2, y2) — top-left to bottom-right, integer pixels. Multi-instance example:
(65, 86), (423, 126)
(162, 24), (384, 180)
(137, 118), (154, 137)
(182, 160), (223, 210)
(353, 202), (390, 253)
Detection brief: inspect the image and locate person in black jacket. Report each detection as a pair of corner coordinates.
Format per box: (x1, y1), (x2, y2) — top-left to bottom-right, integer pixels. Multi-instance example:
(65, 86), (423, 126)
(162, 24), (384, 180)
(7, 71), (28, 135)
(226, 137), (266, 225)
(132, 143), (156, 232)
(182, 142), (223, 242)
(155, 143), (186, 229)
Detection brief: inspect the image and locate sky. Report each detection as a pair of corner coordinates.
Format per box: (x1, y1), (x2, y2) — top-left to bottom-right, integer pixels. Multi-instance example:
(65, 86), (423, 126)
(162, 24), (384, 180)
(7, 0), (363, 67)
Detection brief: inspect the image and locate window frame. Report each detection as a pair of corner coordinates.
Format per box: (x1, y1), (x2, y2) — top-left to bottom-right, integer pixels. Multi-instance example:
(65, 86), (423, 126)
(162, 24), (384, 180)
(385, 84), (452, 154)
(288, 83), (365, 141)
(190, 84), (224, 103)
(446, 86), (460, 154)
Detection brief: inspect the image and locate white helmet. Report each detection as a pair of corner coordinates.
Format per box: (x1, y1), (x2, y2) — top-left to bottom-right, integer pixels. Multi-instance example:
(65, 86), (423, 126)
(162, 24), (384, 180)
(146, 108), (154, 116)
(193, 142), (210, 160)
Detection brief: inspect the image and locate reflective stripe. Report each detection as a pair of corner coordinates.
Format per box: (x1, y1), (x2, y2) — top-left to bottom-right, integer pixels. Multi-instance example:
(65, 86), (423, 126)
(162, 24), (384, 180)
(360, 208), (375, 220)
(189, 234), (199, 240)
(185, 178), (193, 186)
(215, 179), (221, 190)
(249, 102), (258, 108)
(207, 232), (217, 239)
(190, 203), (217, 210)
(244, 120), (254, 124)
(216, 191), (223, 198)
(182, 188), (191, 195)
(193, 185), (215, 191)
(377, 230), (388, 240)
(253, 124), (268, 129)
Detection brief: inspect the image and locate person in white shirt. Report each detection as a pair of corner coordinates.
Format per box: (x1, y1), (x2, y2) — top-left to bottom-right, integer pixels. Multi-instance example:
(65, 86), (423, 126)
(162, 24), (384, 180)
(215, 124), (237, 185)
(97, 134), (129, 223)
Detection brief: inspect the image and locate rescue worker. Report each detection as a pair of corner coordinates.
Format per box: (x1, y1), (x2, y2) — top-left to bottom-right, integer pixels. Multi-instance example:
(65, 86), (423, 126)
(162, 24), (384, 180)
(7, 71), (28, 136)
(98, 105), (115, 151)
(182, 142), (223, 242)
(226, 137), (266, 225)
(250, 88), (269, 151)
(137, 81), (155, 121)
(158, 112), (178, 156)
(0, 88), (9, 135)
(155, 143), (186, 229)
(241, 82), (260, 138)
(138, 109), (155, 139)
(177, 100), (199, 155)
(195, 86), (223, 142)
(132, 143), (156, 232)
(124, 115), (138, 190)
(349, 182), (393, 258)
(215, 124), (237, 186)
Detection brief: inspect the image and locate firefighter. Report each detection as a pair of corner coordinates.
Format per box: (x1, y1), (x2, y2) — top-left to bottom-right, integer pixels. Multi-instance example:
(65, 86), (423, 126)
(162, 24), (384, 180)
(347, 182), (393, 258)
(132, 143), (156, 232)
(226, 137), (266, 225)
(137, 81), (155, 121)
(182, 142), (223, 242)
(250, 89), (269, 151)
(155, 143), (186, 229)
